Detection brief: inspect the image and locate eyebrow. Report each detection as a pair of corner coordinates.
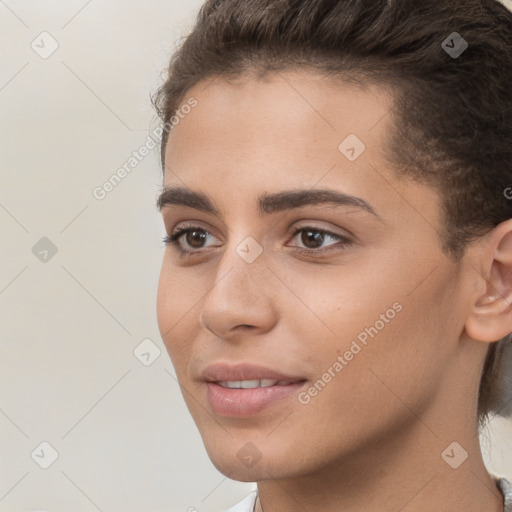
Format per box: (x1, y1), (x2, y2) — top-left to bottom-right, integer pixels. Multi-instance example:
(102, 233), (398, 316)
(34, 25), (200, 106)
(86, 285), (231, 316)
(156, 186), (382, 220)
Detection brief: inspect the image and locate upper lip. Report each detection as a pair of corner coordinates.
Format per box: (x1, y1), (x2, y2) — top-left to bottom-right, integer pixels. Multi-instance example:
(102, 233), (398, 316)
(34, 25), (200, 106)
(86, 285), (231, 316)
(200, 363), (306, 383)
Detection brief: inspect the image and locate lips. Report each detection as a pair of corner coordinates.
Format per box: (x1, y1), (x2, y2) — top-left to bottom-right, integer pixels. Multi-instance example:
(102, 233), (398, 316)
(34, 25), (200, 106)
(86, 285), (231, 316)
(217, 379), (294, 389)
(200, 363), (306, 384)
(200, 363), (307, 417)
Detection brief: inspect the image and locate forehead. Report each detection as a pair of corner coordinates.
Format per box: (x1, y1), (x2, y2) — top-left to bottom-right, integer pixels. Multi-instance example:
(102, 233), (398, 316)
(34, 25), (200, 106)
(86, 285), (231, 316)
(170, 71), (393, 143)
(165, 71), (394, 181)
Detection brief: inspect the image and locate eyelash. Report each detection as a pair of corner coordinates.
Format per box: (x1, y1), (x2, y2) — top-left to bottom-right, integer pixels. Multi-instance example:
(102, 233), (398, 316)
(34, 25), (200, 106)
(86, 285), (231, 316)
(162, 225), (353, 257)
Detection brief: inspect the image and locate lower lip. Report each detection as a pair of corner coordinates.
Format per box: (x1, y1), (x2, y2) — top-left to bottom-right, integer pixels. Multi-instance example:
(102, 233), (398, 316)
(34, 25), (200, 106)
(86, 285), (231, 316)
(206, 381), (306, 417)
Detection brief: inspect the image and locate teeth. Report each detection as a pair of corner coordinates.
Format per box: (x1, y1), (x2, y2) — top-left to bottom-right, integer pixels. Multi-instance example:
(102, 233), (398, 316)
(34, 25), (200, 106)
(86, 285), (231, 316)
(241, 380), (261, 389)
(218, 379), (290, 389)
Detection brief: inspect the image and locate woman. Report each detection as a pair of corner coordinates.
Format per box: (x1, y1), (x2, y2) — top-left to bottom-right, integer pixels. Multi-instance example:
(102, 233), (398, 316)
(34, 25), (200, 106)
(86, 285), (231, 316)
(153, 0), (512, 510)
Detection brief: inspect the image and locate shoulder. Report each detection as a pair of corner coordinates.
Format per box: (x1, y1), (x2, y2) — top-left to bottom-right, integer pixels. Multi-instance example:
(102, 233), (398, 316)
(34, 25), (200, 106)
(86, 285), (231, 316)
(492, 473), (512, 511)
(219, 490), (257, 512)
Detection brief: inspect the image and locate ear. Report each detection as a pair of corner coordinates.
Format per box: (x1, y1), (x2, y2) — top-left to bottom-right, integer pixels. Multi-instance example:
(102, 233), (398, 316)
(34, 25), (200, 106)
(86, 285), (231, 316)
(464, 218), (512, 343)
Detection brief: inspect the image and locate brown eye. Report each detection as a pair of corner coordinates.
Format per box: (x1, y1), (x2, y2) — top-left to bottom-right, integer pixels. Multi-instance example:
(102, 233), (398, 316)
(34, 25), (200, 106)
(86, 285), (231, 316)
(184, 229), (208, 249)
(163, 226), (217, 254)
(300, 229), (326, 249)
(289, 226), (353, 254)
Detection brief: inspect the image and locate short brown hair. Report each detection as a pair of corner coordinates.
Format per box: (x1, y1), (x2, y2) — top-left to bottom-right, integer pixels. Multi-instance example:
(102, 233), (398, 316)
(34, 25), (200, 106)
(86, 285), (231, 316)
(152, 0), (512, 422)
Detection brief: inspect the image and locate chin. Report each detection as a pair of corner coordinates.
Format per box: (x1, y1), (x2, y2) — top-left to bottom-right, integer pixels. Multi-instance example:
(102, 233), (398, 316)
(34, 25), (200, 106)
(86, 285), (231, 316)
(198, 430), (284, 480)
(200, 430), (322, 484)
(201, 444), (258, 479)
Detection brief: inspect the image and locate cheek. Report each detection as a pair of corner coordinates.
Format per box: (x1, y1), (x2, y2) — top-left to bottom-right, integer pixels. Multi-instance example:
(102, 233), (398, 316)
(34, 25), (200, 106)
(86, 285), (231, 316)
(156, 258), (201, 366)
(284, 262), (404, 348)
(288, 263), (449, 407)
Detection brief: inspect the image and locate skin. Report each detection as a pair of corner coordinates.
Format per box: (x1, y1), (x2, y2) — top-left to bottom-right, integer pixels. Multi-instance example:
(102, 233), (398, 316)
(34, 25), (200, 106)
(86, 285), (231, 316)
(156, 70), (512, 512)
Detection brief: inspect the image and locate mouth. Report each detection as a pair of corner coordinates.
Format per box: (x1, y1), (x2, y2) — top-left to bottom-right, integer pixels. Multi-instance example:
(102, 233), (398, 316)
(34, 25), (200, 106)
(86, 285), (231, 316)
(200, 363), (308, 417)
(216, 379), (297, 389)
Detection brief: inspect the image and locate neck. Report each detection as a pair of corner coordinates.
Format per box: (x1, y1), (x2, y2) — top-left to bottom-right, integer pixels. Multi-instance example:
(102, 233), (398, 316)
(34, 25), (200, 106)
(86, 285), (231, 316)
(254, 418), (503, 512)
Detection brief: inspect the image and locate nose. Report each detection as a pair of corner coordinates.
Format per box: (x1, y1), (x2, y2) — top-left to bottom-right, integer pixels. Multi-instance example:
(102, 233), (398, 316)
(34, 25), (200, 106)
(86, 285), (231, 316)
(199, 240), (278, 341)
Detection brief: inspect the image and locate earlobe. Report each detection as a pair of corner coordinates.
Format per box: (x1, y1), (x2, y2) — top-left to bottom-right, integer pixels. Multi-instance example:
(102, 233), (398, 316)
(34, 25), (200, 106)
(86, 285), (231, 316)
(464, 219), (512, 343)
(475, 294), (501, 306)
(466, 292), (512, 343)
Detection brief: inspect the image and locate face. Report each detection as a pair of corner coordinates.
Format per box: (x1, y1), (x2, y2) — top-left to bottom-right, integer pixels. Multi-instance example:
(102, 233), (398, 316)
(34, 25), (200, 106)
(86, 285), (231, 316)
(156, 70), (474, 481)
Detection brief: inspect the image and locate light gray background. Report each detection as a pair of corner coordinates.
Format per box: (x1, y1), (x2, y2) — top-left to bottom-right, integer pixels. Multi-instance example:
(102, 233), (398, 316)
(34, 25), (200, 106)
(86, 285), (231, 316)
(1, 1), (511, 511)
